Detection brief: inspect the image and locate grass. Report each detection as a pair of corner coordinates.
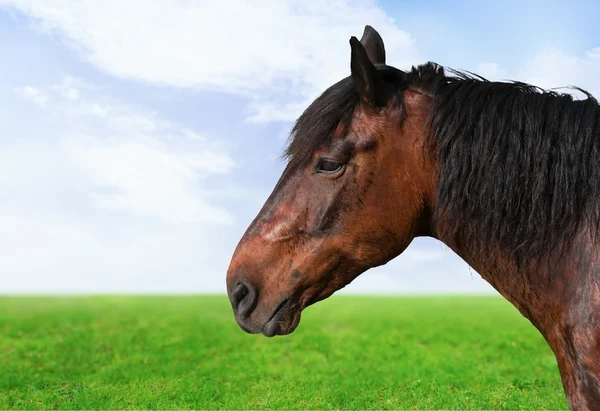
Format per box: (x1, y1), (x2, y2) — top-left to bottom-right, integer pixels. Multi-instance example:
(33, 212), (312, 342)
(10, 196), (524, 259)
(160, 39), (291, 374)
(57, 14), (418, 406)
(0, 295), (568, 410)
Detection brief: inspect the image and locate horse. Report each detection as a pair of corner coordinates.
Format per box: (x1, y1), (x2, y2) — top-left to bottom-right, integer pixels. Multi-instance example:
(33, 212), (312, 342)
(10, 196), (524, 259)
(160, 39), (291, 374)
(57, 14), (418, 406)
(225, 25), (600, 409)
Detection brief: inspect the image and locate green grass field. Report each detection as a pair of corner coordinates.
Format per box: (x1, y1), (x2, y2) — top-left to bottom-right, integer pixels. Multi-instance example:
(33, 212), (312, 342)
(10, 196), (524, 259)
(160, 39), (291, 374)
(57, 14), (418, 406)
(0, 295), (568, 409)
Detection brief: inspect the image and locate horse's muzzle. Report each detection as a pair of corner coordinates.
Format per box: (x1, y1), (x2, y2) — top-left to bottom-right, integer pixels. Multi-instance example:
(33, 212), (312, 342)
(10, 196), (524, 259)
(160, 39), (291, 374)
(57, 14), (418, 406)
(227, 274), (300, 337)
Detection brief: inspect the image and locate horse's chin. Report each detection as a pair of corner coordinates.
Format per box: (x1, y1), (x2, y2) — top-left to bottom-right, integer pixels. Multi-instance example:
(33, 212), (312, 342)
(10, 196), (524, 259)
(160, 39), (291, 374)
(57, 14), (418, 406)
(261, 289), (342, 337)
(261, 301), (302, 337)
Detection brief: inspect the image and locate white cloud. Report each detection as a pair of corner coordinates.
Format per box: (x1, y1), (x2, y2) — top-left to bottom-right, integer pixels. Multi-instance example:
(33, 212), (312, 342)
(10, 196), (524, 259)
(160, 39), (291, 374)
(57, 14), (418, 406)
(13, 76), (237, 225)
(17, 85), (48, 107)
(517, 47), (600, 98)
(67, 139), (235, 225)
(52, 76), (80, 100)
(0, 212), (238, 293)
(478, 46), (600, 98)
(0, 0), (420, 122)
(0, 73), (245, 293)
(475, 62), (507, 81)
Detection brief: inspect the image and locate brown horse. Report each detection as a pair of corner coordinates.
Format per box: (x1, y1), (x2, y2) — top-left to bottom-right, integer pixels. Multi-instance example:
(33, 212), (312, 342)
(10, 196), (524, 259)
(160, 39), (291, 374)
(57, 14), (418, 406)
(226, 25), (600, 409)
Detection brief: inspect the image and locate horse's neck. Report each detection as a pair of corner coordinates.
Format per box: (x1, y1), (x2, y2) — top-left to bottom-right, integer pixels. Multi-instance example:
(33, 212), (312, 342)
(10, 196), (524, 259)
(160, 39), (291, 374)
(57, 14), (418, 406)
(438, 227), (600, 329)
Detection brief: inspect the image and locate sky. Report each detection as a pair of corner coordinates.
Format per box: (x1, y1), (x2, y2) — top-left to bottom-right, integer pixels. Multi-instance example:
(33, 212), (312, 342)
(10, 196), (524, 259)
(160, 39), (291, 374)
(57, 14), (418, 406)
(0, 0), (598, 294)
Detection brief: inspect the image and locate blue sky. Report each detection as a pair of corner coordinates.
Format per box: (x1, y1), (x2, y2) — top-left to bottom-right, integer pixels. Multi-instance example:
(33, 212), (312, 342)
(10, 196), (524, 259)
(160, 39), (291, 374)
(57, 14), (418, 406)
(0, 0), (598, 294)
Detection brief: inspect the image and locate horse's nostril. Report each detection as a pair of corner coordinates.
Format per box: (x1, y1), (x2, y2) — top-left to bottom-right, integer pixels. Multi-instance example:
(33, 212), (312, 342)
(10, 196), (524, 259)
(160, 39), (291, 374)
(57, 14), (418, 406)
(230, 279), (257, 318)
(231, 283), (247, 309)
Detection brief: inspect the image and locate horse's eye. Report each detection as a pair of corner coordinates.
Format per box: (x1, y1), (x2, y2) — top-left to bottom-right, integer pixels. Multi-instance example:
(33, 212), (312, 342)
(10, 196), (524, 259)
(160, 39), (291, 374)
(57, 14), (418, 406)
(316, 159), (344, 175)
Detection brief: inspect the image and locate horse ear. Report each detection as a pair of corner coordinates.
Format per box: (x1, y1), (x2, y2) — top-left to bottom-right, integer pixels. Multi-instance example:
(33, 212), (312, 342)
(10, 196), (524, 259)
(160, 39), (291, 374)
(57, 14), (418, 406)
(359, 25), (386, 65)
(350, 36), (380, 106)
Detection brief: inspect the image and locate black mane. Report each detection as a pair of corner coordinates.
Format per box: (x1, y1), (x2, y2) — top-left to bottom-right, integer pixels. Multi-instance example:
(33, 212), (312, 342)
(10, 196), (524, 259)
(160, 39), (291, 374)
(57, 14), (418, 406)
(285, 62), (600, 264)
(418, 63), (600, 264)
(284, 77), (359, 164)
